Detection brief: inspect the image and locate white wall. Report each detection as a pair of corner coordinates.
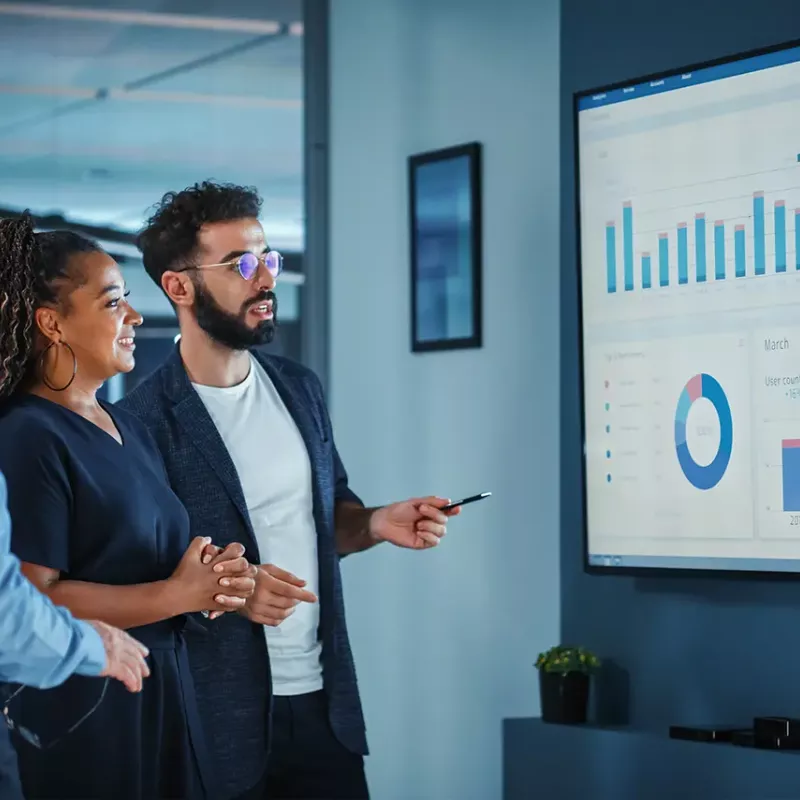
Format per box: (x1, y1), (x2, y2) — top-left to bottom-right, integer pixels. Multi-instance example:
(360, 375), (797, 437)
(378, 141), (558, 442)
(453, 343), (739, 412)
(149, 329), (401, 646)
(329, 1), (560, 798)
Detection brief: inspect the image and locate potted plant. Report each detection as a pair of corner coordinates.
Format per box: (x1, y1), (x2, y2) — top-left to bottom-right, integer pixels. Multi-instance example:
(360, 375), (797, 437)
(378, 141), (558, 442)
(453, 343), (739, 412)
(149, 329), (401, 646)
(535, 645), (601, 724)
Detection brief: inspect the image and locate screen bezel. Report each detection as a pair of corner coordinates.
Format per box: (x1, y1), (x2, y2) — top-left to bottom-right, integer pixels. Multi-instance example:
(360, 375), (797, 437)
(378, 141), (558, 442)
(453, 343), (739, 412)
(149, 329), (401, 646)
(573, 36), (800, 580)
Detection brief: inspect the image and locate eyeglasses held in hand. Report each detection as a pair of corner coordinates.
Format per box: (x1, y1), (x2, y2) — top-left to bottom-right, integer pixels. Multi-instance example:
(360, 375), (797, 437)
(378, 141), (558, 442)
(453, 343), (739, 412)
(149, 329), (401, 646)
(181, 251), (283, 281)
(2, 677), (109, 750)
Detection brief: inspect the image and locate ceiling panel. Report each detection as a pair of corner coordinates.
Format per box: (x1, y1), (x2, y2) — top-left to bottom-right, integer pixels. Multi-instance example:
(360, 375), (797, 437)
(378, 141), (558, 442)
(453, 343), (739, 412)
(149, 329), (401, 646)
(0, 0), (304, 250)
(0, 97), (302, 152)
(0, 18), (302, 94)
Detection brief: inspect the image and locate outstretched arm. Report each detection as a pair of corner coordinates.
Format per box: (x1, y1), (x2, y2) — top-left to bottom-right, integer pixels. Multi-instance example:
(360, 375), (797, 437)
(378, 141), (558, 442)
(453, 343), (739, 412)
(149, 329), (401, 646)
(335, 501), (381, 555)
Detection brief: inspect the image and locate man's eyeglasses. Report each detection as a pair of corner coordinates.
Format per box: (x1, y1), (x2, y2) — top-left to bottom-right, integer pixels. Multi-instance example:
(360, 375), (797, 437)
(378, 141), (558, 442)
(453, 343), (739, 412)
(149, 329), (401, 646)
(2, 677), (109, 750)
(181, 251), (283, 281)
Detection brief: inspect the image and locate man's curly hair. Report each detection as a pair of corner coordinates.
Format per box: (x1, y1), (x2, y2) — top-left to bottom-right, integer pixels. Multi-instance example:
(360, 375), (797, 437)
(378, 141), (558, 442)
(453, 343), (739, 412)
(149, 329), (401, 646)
(0, 213), (99, 400)
(136, 181), (263, 290)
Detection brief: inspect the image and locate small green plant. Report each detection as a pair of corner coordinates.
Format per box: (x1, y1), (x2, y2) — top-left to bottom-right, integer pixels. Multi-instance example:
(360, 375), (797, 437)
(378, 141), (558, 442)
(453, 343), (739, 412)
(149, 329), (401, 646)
(535, 645), (601, 675)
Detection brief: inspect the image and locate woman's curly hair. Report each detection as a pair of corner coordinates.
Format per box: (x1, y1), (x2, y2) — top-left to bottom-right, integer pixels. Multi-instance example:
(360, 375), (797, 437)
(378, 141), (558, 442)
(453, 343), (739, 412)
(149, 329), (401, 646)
(0, 213), (101, 400)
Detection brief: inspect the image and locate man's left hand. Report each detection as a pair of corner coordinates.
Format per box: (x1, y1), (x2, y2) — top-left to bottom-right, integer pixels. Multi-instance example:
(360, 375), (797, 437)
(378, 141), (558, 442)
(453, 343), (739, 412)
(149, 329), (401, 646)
(369, 496), (460, 550)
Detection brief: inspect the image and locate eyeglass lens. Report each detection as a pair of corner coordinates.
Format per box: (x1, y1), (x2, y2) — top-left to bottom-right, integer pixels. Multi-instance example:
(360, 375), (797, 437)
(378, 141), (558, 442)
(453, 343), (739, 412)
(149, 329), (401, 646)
(237, 251), (283, 280)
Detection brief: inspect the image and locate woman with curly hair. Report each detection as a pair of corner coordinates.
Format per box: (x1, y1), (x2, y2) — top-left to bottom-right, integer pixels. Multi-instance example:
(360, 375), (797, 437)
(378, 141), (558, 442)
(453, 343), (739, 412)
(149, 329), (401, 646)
(0, 214), (255, 799)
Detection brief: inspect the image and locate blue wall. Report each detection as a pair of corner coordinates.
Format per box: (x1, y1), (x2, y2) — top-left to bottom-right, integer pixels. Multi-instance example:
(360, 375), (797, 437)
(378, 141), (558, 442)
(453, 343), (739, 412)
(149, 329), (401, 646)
(561, 0), (800, 731)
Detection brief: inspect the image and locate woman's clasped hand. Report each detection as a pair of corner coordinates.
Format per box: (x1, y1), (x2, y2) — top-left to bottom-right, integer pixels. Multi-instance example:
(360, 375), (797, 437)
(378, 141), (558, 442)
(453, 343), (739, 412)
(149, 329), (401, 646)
(167, 538), (256, 615)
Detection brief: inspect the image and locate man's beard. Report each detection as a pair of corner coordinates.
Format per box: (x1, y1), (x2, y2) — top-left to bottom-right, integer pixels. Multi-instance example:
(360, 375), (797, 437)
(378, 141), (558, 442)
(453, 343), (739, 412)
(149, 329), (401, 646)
(192, 275), (277, 351)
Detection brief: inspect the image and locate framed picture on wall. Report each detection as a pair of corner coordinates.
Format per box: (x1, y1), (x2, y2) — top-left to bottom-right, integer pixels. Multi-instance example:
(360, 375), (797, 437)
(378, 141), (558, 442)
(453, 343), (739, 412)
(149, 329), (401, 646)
(409, 141), (482, 352)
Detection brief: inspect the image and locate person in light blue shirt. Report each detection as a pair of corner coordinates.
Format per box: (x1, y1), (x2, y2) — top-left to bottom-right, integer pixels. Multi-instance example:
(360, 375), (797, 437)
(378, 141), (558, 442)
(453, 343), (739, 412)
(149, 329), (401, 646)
(0, 470), (151, 800)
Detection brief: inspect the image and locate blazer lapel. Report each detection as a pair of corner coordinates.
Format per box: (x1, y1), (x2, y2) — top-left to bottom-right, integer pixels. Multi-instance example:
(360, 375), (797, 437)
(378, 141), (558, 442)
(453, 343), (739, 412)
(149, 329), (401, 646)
(255, 355), (328, 533)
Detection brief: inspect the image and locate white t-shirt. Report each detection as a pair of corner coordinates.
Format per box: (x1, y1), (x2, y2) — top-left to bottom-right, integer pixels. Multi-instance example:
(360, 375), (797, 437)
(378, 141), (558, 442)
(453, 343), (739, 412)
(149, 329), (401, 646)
(193, 355), (322, 696)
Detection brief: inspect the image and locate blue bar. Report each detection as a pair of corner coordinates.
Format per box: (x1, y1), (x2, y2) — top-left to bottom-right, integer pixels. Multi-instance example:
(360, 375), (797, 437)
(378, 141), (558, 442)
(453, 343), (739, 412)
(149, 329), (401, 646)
(695, 214), (706, 282)
(714, 222), (725, 280)
(796, 210), (800, 270)
(642, 253), (651, 289)
(735, 225), (746, 277)
(658, 234), (669, 286)
(678, 223), (688, 284)
(623, 202), (633, 291)
(775, 201), (786, 272)
(754, 193), (765, 275)
(605, 223), (617, 293)
(782, 441), (800, 512)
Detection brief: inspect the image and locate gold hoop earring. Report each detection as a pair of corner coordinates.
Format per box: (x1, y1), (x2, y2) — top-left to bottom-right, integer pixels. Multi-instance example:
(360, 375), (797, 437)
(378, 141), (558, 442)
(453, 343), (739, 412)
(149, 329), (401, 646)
(39, 341), (77, 392)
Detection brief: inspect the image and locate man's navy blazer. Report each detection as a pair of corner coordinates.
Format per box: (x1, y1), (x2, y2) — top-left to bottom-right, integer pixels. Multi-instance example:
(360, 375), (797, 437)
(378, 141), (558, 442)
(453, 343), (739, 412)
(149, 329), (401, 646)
(118, 348), (367, 799)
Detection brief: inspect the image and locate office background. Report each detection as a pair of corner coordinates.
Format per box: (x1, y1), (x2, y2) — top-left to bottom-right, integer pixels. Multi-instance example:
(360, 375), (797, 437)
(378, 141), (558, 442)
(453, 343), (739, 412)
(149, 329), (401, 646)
(5, 0), (800, 797)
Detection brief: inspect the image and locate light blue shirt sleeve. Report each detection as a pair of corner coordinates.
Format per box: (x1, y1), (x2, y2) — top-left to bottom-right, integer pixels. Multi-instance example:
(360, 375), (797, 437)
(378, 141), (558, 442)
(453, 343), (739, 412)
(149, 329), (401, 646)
(0, 472), (105, 689)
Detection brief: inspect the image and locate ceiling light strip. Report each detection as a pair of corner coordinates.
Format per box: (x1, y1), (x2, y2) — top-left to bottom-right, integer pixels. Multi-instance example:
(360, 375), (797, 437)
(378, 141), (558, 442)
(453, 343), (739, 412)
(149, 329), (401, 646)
(0, 2), (301, 35)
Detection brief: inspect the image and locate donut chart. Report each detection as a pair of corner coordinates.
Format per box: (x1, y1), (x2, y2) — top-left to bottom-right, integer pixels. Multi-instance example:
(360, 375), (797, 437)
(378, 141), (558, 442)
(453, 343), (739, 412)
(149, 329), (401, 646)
(674, 373), (733, 490)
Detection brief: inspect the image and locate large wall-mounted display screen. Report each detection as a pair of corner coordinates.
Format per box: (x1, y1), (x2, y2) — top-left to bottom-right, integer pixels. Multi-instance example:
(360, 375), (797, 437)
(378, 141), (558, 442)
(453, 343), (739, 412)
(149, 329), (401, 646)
(577, 41), (800, 574)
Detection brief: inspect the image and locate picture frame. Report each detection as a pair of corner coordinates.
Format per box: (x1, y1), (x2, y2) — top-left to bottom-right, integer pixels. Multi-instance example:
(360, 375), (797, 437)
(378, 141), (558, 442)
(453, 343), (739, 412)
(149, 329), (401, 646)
(408, 141), (482, 352)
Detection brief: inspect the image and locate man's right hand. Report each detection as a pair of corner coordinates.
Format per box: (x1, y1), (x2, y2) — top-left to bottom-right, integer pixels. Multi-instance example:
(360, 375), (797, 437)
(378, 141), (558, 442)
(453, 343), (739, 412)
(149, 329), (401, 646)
(87, 620), (151, 693)
(239, 565), (317, 627)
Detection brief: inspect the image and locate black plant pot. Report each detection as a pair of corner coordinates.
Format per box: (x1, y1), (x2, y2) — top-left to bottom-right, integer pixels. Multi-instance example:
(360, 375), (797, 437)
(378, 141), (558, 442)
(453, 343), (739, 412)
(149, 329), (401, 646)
(539, 670), (590, 724)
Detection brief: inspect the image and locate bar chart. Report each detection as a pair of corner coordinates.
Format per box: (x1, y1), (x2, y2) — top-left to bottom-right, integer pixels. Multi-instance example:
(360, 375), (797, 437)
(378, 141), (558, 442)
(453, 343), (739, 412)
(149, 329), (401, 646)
(604, 192), (800, 294)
